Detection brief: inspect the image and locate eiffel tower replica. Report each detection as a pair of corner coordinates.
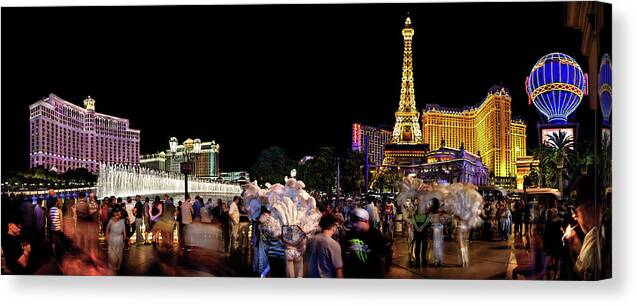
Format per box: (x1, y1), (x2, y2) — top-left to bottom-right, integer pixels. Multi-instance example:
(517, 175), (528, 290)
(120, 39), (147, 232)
(382, 16), (429, 170)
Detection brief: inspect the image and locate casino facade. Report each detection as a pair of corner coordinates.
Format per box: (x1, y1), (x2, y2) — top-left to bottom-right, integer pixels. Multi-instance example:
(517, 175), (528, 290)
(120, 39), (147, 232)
(29, 94), (140, 173)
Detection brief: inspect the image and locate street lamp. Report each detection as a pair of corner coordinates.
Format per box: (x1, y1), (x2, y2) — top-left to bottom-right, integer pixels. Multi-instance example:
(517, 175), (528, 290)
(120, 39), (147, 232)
(170, 137), (203, 198)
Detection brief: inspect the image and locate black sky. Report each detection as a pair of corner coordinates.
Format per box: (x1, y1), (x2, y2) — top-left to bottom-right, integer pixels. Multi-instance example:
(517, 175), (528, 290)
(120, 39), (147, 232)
(1, 3), (611, 174)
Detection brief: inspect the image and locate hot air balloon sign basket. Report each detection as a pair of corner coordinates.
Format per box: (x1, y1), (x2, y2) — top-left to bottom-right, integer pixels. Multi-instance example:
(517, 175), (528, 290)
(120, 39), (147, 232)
(537, 122), (579, 146)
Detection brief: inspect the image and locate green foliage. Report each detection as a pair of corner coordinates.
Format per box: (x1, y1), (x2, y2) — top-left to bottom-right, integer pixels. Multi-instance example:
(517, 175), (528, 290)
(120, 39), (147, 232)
(532, 130), (587, 190)
(339, 149), (365, 195)
(373, 168), (401, 193)
(2, 166), (96, 191)
(302, 147), (336, 195)
(250, 146), (295, 185)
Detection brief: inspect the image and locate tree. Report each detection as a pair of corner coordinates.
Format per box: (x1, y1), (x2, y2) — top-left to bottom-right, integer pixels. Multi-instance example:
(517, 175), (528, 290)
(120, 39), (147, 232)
(250, 146), (295, 186)
(340, 149), (365, 195)
(375, 168), (401, 193)
(533, 130), (576, 190)
(303, 147), (336, 195)
(62, 168), (97, 185)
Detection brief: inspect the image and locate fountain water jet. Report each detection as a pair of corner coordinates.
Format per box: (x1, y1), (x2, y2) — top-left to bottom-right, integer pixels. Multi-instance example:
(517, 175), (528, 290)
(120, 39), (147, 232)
(96, 163), (241, 198)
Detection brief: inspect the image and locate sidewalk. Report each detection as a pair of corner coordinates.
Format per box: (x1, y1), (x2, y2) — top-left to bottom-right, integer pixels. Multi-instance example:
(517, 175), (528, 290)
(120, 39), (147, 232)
(387, 233), (514, 279)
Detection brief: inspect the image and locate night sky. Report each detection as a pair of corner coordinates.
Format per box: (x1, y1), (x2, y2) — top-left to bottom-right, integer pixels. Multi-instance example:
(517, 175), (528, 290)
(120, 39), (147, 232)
(1, 3), (611, 174)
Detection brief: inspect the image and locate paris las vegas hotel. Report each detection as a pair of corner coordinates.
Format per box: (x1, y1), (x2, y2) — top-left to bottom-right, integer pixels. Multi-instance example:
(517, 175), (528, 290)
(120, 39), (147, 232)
(353, 16), (528, 189)
(421, 85), (528, 182)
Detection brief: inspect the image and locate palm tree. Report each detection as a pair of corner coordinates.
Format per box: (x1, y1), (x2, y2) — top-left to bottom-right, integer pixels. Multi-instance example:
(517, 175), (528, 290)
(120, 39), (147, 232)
(533, 130), (576, 190)
(544, 130), (576, 165)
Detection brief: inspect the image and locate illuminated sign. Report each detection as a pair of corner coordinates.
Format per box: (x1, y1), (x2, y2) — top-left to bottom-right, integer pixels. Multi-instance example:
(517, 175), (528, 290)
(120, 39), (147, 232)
(540, 127), (575, 145)
(352, 123), (361, 151)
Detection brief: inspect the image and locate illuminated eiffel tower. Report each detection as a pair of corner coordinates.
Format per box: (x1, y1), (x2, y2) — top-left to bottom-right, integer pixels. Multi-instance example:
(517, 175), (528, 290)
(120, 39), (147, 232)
(391, 16), (423, 145)
(381, 15), (429, 170)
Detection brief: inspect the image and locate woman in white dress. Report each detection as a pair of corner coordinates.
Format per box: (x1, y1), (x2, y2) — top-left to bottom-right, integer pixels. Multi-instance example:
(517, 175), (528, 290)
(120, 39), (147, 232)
(106, 208), (127, 273)
(430, 198), (446, 267)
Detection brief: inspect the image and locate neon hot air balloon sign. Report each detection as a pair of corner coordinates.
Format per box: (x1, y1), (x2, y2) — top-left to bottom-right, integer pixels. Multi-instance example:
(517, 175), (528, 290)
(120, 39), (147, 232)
(526, 53), (588, 125)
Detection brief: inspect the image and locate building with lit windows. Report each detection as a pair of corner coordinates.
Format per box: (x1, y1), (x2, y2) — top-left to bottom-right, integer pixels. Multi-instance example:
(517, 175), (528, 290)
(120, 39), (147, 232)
(219, 171), (250, 183)
(139, 152), (166, 172)
(421, 85), (527, 180)
(352, 123), (393, 166)
(419, 144), (489, 186)
(140, 138), (220, 178)
(29, 94), (140, 173)
(511, 118), (528, 169)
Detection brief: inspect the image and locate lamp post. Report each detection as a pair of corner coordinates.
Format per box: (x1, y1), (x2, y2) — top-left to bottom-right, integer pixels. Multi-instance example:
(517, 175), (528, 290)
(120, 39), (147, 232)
(169, 137), (202, 197)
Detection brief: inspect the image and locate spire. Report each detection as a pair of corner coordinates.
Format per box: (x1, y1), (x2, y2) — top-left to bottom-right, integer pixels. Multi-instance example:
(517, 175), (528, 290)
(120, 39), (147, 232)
(83, 96), (95, 111)
(400, 16), (415, 113)
(390, 14), (423, 145)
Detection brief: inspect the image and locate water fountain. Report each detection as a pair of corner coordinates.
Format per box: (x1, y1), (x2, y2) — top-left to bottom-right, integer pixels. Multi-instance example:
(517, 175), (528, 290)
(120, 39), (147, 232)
(96, 163), (241, 199)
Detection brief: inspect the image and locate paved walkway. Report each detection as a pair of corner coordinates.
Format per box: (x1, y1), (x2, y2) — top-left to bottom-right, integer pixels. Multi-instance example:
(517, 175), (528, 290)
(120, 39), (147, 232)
(387, 232), (514, 279)
(113, 229), (516, 279)
(31, 222), (518, 278)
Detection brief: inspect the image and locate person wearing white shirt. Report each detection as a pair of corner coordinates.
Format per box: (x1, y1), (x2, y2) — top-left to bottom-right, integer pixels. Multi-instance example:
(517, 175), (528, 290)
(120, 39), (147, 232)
(180, 195), (194, 248)
(228, 196), (241, 252)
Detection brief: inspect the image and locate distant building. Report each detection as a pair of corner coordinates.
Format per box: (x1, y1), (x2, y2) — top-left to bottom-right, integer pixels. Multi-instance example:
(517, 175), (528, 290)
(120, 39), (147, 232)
(140, 139), (220, 178)
(421, 86), (528, 179)
(418, 144), (489, 186)
(139, 152), (166, 172)
(219, 171), (250, 183)
(29, 94), (140, 173)
(352, 123), (393, 166)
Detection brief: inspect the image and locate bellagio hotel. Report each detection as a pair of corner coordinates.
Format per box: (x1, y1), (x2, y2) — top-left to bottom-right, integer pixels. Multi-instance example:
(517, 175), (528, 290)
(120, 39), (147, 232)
(421, 86), (527, 178)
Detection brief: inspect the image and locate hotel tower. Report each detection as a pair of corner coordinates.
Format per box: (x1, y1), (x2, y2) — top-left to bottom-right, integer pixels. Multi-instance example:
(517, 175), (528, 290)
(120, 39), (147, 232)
(29, 94), (140, 173)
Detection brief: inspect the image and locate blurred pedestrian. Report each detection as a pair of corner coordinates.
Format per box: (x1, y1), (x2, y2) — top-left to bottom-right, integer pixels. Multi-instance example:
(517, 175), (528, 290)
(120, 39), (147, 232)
(150, 196), (163, 245)
(105, 208), (126, 273)
(201, 198), (213, 224)
(229, 196), (241, 252)
(99, 197), (110, 235)
(76, 192), (99, 258)
(192, 195), (202, 222)
(62, 195), (76, 240)
(142, 197), (152, 244)
(220, 201), (230, 252)
(160, 197), (176, 248)
(180, 195), (193, 248)
(498, 202), (512, 241)
(32, 197), (47, 261)
(132, 195), (145, 245)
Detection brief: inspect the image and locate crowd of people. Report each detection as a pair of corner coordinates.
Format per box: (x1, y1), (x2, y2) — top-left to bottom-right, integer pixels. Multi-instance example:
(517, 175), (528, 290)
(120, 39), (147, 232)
(1, 191), (247, 275)
(2, 174), (611, 280)
(258, 174), (609, 280)
(252, 199), (392, 278)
